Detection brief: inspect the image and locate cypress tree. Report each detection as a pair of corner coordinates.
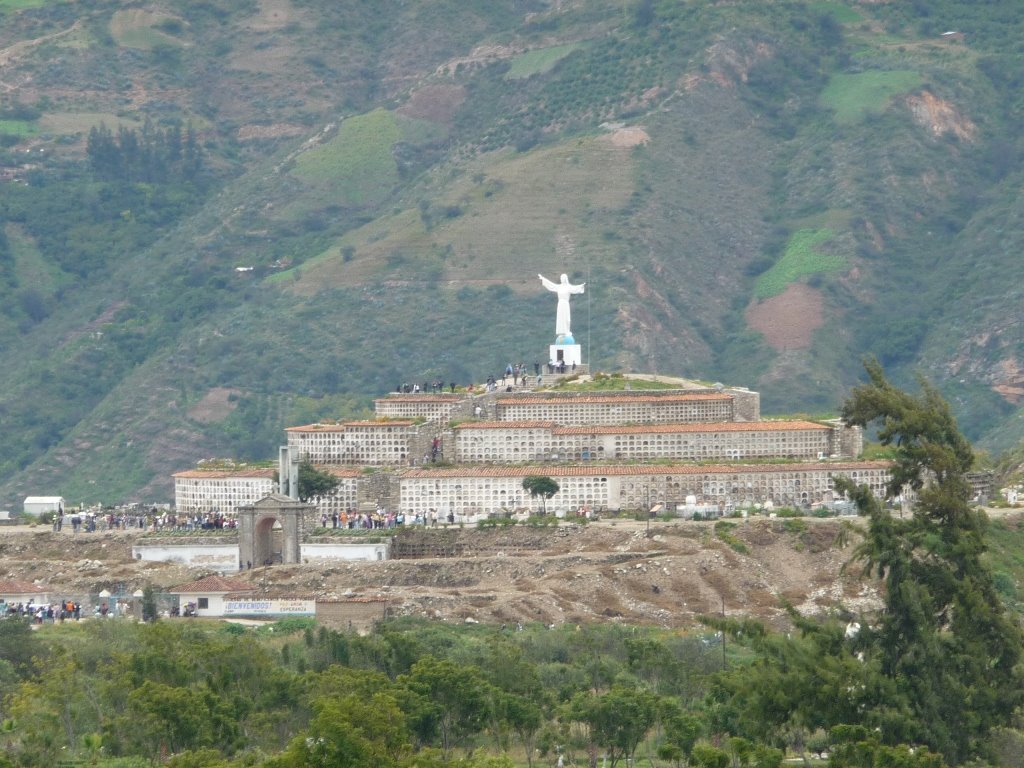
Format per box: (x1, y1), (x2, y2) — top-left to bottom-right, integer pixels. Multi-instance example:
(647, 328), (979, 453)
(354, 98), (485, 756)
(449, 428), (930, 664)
(837, 359), (1024, 764)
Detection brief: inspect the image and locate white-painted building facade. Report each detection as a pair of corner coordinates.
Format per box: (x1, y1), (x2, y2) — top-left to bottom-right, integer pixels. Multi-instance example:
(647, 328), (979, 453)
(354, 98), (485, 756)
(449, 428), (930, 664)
(374, 393), (464, 421)
(174, 466), (361, 518)
(22, 496), (65, 517)
(286, 420), (420, 465)
(173, 468), (277, 516)
(494, 392), (739, 425)
(398, 461), (892, 517)
(453, 419), (862, 463)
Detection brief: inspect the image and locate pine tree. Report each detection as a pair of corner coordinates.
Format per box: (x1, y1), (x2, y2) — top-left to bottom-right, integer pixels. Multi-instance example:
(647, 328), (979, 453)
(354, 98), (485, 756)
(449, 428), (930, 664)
(705, 361), (1023, 766)
(837, 359), (1024, 764)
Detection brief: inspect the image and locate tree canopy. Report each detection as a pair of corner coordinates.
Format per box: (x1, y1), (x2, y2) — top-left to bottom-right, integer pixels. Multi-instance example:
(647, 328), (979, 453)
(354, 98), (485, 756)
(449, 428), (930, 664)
(297, 460), (341, 503)
(708, 360), (1024, 766)
(522, 475), (559, 514)
(837, 359), (1024, 763)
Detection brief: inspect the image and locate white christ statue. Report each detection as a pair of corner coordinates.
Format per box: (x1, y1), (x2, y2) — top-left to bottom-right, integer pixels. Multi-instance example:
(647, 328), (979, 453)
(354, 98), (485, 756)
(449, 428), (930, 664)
(538, 273), (585, 341)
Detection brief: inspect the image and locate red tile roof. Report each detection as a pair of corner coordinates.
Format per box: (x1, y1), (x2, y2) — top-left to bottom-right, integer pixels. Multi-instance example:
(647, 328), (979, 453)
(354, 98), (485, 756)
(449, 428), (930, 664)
(455, 421), (558, 430)
(497, 393), (731, 405)
(170, 575), (255, 594)
(173, 468), (277, 479)
(455, 420), (827, 434)
(286, 420), (416, 432)
(401, 461), (892, 479)
(375, 394), (462, 402)
(553, 420), (829, 435)
(318, 466), (363, 478)
(343, 420), (417, 428)
(0, 580), (49, 595)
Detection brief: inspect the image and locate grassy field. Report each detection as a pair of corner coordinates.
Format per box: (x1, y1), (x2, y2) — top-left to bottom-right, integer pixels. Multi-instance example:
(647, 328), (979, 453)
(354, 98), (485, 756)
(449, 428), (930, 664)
(505, 43), (583, 80)
(0, 119), (36, 137)
(807, 1), (862, 23)
(755, 228), (845, 299)
(554, 374), (678, 391)
(285, 131), (638, 294)
(820, 70), (923, 124)
(6, 224), (69, 294)
(109, 9), (184, 50)
(290, 109), (402, 207)
(983, 516), (1024, 609)
(37, 112), (141, 136)
(0, 0), (49, 11)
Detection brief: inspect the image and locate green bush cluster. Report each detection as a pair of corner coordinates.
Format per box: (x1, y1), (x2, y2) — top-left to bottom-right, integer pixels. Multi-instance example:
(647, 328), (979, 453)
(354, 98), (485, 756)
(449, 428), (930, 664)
(713, 521), (750, 554)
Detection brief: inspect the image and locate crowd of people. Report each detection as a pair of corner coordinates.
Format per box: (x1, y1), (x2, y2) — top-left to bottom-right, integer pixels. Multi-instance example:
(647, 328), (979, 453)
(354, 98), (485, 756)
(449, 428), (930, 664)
(396, 380), (457, 394)
(397, 360), (553, 398)
(319, 508), (457, 530)
(3, 599), (83, 622)
(54, 509), (238, 533)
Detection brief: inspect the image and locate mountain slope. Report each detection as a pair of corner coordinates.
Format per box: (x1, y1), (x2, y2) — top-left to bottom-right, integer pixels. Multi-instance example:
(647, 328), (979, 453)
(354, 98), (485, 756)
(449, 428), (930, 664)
(0, 0), (1022, 504)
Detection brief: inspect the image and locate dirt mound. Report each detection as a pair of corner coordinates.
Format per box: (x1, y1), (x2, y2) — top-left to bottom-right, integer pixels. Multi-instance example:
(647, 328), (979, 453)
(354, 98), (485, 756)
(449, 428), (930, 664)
(0, 519), (878, 628)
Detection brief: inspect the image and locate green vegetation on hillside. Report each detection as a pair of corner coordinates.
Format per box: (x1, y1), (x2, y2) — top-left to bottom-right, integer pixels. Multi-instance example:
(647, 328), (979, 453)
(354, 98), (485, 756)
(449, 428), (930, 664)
(0, 119), (36, 139)
(554, 373), (679, 391)
(754, 228), (845, 299)
(0, 0), (48, 11)
(820, 70), (923, 123)
(0, 0), (1024, 502)
(291, 109), (402, 207)
(505, 43), (584, 79)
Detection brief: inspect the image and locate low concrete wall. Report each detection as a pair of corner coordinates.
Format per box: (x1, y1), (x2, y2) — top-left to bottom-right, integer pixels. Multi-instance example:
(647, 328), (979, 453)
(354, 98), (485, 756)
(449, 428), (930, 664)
(302, 541), (390, 562)
(317, 599), (388, 632)
(133, 543), (239, 572)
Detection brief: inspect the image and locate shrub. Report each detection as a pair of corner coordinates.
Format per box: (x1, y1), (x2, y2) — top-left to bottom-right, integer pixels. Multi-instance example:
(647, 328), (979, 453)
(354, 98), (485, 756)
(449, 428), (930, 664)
(477, 517), (516, 529)
(714, 520), (750, 554)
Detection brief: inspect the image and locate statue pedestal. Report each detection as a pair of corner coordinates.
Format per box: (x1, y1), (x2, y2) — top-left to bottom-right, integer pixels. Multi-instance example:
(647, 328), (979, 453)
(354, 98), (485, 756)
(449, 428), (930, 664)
(549, 343), (581, 369)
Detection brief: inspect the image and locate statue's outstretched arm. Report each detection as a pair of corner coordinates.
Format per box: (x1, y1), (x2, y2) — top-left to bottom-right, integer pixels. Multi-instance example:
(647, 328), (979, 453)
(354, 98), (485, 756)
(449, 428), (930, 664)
(538, 274), (557, 291)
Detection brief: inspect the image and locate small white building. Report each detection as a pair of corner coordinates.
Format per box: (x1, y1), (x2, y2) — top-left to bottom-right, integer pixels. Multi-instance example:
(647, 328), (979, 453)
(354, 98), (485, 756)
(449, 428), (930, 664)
(22, 496), (64, 517)
(0, 579), (53, 606)
(168, 574), (256, 617)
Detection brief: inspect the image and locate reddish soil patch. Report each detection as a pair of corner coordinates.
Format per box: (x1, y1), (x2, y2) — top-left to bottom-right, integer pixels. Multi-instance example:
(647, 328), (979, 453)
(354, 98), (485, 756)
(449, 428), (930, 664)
(187, 387), (242, 424)
(237, 123), (307, 141)
(745, 284), (824, 350)
(397, 84), (466, 125)
(904, 90), (976, 141)
(605, 126), (650, 147)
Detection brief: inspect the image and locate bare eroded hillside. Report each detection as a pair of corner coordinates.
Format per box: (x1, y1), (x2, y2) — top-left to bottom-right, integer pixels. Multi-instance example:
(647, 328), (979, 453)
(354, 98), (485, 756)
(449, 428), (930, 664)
(0, 518), (880, 628)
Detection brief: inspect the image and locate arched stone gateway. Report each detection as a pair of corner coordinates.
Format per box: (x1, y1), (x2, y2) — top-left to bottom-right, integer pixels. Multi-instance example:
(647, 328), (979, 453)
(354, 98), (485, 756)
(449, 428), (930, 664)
(237, 494), (315, 568)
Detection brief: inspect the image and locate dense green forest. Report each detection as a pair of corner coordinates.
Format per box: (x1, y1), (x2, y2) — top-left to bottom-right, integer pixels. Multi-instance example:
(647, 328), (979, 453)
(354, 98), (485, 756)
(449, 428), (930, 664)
(0, 0), (1023, 503)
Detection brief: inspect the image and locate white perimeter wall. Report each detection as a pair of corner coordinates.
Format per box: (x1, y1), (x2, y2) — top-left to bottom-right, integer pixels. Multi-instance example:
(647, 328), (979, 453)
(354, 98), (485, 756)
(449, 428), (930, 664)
(301, 542), (390, 562)
(132, 544), (240, 572)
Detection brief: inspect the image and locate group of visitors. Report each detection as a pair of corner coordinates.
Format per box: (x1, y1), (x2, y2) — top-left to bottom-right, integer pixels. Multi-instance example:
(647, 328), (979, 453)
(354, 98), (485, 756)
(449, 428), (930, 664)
(396, 380), (457, 394)
(58, 510), (238, 533)
(321, 508), (402, 529)
(2, 599), (83, 622)
(394, 361), (544, 398)
(319, 507), (457, 530)
(502, 362), (534, 387)
(152, 513), (237, 531)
